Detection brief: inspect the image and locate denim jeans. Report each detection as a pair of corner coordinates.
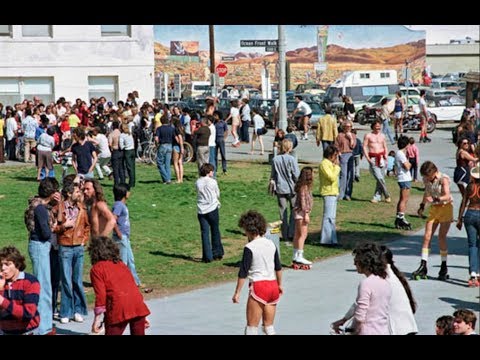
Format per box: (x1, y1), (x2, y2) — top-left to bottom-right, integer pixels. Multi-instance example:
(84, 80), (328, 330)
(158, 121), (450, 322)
(59, 245), (88, 319)
(157, 144), (172, 183)
(321, 196), (338, 245)
(322, 140), (333, 153)
(113, 234), (141, 285)
(209, 146), (217, 176)
(277, 193), (296, 240)
(198, 207), (223, 262)
(216, 139), (227, 173)
(111, 149), (125, 185)
(339, 152), (354, 199)
(464, 209), (480, 275)
(50, 247), (61, 315)
(28, 240), (53, 335)
(382, 119), (395, 144)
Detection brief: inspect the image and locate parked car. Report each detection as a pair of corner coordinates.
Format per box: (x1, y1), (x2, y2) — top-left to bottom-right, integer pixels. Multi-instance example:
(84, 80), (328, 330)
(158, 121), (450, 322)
(427, 95), (465, 121)
(295, 83), (325, 95)
(431, 80), (465, 91)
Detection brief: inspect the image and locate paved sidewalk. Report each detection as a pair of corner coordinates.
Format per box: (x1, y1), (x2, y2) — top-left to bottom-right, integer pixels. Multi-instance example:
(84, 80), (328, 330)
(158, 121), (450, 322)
(56, 127), (480, 335)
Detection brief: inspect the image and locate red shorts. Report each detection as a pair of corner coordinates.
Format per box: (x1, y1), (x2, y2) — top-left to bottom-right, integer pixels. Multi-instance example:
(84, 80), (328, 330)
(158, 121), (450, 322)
(249, 280), (280, 305)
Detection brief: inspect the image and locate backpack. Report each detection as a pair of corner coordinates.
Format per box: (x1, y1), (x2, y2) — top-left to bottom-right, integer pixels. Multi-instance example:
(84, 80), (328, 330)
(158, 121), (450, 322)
(24, 196), (43, 233)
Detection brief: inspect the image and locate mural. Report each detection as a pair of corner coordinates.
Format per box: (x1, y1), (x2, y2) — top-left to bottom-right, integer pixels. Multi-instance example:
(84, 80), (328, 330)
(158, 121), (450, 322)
(154, 25), (426, 91)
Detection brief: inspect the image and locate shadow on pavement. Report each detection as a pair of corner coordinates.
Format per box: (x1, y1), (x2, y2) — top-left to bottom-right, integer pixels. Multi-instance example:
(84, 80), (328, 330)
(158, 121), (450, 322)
(438, 297), (480, 312)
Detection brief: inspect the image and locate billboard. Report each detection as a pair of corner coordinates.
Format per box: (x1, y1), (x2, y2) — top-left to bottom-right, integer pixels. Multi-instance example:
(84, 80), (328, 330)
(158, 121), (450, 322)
(170, 41), (199, 56)
(155, 26), (426, 89)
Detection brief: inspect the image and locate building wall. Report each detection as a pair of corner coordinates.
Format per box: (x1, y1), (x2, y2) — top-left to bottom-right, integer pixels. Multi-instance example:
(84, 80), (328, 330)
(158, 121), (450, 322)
(0, 25), (154, 102)
(426, 43), (480, 74)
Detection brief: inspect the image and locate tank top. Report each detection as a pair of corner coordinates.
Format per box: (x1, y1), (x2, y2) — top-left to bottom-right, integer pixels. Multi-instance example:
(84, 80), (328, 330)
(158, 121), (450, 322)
(456, 150), (471, 168)
(424, 173), (453, 205)
(394, 99), (403, 112)
(467, 182), (480, 207)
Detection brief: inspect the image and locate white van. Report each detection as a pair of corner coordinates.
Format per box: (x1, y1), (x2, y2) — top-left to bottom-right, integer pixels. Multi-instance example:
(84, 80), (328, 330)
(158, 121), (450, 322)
(182, 81), (211, 99)
(323, 70), (400, 111)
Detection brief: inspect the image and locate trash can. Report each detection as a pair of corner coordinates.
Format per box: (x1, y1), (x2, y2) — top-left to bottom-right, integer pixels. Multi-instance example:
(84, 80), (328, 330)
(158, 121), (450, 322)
(265, 220), (282, 260)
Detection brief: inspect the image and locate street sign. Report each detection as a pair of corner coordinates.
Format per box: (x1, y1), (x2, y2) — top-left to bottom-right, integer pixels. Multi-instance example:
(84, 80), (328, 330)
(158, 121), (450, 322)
(240, 39), (278, 47)
(222, 56), (235, 62)
(215, 63), (228, 78)
(265, 46), (278, 52)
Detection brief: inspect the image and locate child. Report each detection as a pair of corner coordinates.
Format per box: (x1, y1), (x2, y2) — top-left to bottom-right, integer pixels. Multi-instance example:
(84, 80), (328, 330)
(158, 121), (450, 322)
(285, 125), (298, 161)
(387, 150), (396, 177)
(412, 161), (453, 281)
(394, 136), (412, 230)
(112, 183), (145, 291)
(292, 166), (314, 267)
(233, 210), (283, 335)
(406, 137), (420, 182)
(196, 163), (224, 262)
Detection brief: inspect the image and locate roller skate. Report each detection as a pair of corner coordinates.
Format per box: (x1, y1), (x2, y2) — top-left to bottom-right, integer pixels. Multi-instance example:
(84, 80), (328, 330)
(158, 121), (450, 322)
(292, 250), (312, 270)
(437, 261), (449, 281)
(468, 276), (480, 287)
(411, 260), (428, 280)
(395, 216), (412, 230)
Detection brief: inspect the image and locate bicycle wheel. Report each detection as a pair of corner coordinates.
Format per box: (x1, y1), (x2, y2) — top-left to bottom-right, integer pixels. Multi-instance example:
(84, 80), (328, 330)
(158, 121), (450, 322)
(183, 142), (194, 163)
(147, 144), (158, 165)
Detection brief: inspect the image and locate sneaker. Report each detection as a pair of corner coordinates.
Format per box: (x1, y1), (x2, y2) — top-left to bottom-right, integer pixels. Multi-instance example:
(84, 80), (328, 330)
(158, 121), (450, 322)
(60, 317), (69, 324)
(74, 313), (84, 323)
(385, 197), (392, 203)
(370, 198), (380, 204)
(354, 176), (360, 182)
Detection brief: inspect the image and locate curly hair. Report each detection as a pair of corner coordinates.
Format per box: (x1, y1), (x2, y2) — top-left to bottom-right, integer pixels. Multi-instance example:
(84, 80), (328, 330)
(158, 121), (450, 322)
(353, 242), (387, 278)
(238, 210), (267, 238)
(87, 236), (121, 265)
(0, 246), (26, 271)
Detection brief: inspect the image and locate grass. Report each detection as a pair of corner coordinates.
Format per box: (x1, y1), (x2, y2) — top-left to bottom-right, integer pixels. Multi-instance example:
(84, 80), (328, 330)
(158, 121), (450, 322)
(0, 161), (425, 304)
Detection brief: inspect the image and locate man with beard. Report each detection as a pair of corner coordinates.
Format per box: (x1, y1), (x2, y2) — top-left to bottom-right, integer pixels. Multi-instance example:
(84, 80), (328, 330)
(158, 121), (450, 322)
(83, 178), (116, 237)
(54, 175), (90, 324)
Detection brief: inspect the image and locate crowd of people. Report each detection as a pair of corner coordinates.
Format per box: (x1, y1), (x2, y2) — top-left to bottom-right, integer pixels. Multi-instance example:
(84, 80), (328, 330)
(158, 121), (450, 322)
(1, 90), (479, 335)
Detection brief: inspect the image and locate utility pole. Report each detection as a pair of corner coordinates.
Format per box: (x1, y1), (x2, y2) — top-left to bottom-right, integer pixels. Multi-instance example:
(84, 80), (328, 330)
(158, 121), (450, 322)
(209, 25), (216, 97)
(278, 25), (287, 131)
(209, 25), (215, 75)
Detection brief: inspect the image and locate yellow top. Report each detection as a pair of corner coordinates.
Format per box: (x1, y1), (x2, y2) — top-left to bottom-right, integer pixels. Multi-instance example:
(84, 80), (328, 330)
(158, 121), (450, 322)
(319, 158), (341, 196)
(316, 114), (338, 142)
(0, 118), (4, 137)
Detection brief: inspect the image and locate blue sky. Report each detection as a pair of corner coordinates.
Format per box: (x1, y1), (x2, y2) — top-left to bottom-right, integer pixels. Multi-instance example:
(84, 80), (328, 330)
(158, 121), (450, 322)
(154, 25), (426, 53)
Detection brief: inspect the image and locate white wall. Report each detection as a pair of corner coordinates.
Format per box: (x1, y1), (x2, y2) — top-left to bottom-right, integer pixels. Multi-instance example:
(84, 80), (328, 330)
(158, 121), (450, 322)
(426, 43), (480, 74)
(0, 25), (154, 102)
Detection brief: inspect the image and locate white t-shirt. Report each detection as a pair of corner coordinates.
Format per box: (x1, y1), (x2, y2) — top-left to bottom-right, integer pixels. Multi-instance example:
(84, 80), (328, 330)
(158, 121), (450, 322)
(395, 150), (412, 182)
(96, 133), (111, 158)
(253, 114), (265, 130)
(208, 123), (216, 147)
(296, 101), (312, 115)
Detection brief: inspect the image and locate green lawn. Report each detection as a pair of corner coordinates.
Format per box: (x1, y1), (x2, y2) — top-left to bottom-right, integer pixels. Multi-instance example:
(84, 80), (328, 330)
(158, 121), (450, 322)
(0, 161), (424, 302)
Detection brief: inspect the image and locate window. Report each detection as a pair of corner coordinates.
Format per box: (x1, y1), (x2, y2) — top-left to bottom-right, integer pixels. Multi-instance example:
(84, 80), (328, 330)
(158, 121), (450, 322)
(361, 86), (389, 97)
(0, 77), (54, 105)
(22, 25), (52, 37)
(88, 76), (118, 103)
(0, 25), (12, 37)
(101, 25), (130, 37)
(380, 72), (390, 78)
(360, 73), (370, 79)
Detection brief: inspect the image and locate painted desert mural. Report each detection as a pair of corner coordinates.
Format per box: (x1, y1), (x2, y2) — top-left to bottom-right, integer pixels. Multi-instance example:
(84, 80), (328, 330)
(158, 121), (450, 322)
(154, 25), (426, 90)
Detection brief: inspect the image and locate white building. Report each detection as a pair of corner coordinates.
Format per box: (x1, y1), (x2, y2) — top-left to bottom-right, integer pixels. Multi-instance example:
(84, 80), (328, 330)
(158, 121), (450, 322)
(0, 25), (154, 105)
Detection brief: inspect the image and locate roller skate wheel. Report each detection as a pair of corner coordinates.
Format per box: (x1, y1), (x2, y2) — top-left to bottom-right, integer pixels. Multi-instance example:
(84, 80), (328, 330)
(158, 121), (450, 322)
(292, 263), (300, 270)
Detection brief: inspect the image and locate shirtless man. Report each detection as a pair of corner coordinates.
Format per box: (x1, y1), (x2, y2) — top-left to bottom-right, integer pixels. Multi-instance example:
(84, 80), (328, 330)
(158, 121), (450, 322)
(83, 178), (116, 237)
(363, 119), (391, 203)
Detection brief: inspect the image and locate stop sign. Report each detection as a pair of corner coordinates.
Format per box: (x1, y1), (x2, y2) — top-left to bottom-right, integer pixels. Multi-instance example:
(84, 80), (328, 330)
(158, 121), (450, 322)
(215, 63), (228, 77)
